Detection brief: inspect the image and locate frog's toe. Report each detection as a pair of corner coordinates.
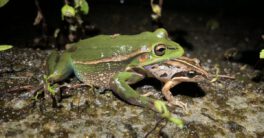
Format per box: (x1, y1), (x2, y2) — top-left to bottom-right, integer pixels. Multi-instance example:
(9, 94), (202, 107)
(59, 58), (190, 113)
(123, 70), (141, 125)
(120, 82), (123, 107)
(141, 92), (154, 97)
(168, 99), (188, 112)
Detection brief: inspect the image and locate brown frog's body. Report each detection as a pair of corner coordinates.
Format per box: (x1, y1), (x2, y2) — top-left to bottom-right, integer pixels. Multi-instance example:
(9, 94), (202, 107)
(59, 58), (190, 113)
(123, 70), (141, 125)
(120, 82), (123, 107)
(144, 56), (209, 108)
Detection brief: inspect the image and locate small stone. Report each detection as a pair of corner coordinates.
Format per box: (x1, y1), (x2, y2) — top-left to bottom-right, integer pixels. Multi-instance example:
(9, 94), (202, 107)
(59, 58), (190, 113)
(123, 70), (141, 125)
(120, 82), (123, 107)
(13, 99), (29, 109)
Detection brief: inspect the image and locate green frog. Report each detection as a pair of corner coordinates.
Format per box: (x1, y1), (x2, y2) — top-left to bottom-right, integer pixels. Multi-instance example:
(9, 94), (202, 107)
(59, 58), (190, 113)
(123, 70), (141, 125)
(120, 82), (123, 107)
(46, 28), (185, 126)
(144, 56), (209, 110)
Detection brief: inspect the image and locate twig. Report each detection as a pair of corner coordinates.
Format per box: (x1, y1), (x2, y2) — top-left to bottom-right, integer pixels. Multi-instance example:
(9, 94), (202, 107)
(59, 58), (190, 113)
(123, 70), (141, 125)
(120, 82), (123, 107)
(217, 75), (235, 79)
(1, 85), (34, 93)
(34, 0), (48, 35)
(144, 118), (166, 138)
(59, 83), (89, 90)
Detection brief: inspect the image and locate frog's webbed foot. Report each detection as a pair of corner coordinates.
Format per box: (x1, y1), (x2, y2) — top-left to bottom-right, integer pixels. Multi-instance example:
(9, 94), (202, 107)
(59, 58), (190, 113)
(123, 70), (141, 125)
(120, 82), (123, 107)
(44, 81), (62, 107)
(30, 77), (62, 108)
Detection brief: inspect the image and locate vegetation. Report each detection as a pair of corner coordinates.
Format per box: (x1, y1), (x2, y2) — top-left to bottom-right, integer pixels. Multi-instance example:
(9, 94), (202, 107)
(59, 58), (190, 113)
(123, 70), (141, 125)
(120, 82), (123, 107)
(0, 0), (9, 8)
(0, 45), (12, 52)
(260, 49), (264, 59)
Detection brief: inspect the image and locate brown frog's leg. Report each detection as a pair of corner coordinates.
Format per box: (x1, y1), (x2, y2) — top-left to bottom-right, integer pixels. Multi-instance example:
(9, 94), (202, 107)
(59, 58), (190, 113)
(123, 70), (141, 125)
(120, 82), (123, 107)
(162, 80), (187, 111)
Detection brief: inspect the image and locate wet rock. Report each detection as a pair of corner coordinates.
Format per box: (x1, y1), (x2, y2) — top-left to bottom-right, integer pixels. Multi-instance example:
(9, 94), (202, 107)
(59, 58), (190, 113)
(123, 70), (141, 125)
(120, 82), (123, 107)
(12, 64), (25, 72)
(43, 121), (60, 133)
(5, 98), (31, 110)
(226, 121), (244, 133)
(5, 129), (23, 137)
(226, 96), (248, 109)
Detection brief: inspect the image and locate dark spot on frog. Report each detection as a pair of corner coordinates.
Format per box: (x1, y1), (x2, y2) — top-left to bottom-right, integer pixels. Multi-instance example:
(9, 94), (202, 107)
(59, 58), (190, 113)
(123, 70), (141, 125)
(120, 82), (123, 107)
(171, 72), (185, 78)
(160, 73), (168, 78)
(227, 121), (245, 133)
(151, 66), (157, 69)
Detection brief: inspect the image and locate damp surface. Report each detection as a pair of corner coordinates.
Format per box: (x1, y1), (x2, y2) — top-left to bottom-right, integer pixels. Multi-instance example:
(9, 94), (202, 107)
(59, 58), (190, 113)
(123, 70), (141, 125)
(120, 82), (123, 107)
(0, 0), (263, 137)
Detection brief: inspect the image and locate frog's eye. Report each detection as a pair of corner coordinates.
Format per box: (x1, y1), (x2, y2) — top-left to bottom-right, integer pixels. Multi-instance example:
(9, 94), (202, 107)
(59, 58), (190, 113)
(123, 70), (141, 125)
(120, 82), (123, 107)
(154, 44), (166, 56)
(186, 71), (196, 78)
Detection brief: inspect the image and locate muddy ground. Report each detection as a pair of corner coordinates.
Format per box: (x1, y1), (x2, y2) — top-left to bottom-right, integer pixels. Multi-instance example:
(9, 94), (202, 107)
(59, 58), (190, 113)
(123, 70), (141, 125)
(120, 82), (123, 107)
(0, 1), (264, 137)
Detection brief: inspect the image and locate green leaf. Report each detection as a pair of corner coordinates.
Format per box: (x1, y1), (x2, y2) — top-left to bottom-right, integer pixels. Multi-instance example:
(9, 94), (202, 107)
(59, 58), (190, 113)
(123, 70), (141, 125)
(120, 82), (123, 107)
(260, 49), (264, 59)
(0, 0), (9, 8)
(61, 4), (76, 19)
(0, 45), (13, 51)
(80, 0), (89, 15)
(74, 0), (89, 15)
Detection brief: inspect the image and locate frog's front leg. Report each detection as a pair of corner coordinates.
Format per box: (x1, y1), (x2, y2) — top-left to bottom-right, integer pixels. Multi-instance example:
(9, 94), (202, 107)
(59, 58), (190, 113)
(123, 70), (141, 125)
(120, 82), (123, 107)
(110, 72), (170, 115)
(162, 80), (187, 111)
(35, 51), (73, 106)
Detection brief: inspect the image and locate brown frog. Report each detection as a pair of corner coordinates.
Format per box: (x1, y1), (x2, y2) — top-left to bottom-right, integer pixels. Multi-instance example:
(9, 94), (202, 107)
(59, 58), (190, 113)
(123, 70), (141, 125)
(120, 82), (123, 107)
(144, 56), (209, 109)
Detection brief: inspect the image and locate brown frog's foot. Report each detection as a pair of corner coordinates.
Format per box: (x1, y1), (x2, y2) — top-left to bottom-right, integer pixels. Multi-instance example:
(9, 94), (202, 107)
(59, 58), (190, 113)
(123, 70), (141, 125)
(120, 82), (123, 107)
(168, 99), (188, 113)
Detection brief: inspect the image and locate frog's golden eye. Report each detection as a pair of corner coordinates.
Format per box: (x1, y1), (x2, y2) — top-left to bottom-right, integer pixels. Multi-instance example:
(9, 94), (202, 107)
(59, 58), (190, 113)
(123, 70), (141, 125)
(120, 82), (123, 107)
(154, 44), (166, 56)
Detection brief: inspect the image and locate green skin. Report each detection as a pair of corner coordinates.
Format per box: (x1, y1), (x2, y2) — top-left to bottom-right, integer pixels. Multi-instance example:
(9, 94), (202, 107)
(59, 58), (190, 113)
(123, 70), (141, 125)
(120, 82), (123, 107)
(47, 28), (184, 119)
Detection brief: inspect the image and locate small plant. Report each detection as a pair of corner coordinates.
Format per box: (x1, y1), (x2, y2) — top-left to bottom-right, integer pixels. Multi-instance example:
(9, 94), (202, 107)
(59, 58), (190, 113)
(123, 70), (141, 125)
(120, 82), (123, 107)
(0, 0), (9, 8)
(260, 49), (264, 59)
(150, 0), (163, 21)
(59, 0), (90, 43)
(0, 45), (13, 52)
(61, 0), (89, 19)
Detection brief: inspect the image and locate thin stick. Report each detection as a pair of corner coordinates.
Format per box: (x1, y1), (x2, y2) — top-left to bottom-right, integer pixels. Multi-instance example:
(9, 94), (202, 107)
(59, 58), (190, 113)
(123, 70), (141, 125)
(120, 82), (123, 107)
(217, 75), (235, 79)
(59, 83), (89, 90)
(144, 118), (165, 138)
(1, 85), (34, 93)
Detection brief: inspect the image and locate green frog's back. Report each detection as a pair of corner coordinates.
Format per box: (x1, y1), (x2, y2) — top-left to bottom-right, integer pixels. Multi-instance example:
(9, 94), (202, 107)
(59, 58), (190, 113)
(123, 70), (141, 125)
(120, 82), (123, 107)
(69, 32), (156, 88)
(68, 29), (181, 88)
(70, 31), (163, 62)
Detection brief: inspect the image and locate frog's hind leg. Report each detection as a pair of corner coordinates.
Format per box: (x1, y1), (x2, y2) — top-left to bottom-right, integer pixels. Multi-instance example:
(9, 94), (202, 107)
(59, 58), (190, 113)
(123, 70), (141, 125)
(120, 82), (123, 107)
(47, 51), (73, 83)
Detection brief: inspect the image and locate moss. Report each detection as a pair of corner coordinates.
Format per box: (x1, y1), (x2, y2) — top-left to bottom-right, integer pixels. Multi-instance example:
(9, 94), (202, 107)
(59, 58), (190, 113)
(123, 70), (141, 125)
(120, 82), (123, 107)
(186, 122), (225, 138)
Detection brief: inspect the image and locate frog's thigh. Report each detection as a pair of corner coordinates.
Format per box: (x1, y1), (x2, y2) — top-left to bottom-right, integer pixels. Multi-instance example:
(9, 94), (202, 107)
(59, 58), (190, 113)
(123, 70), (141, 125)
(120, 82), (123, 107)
(110, 72), (168, 112)
(47, 51), (60, 74)
(47, 52), (73, 82)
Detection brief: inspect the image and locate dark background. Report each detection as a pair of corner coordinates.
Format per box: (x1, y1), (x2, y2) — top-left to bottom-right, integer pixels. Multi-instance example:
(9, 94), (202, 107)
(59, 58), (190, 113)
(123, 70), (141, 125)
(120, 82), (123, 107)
(0, 0), (263, 48)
